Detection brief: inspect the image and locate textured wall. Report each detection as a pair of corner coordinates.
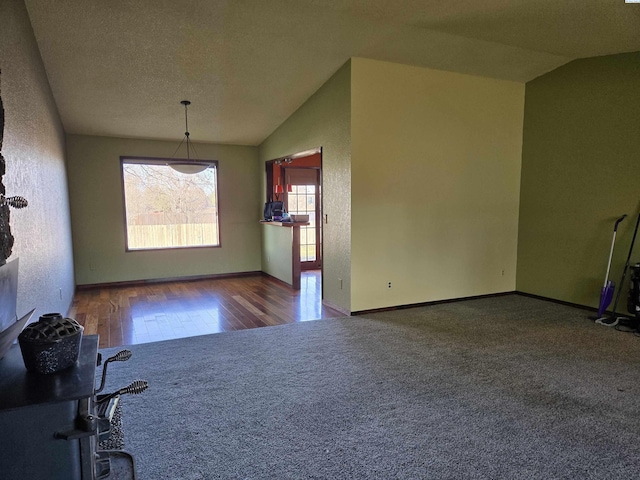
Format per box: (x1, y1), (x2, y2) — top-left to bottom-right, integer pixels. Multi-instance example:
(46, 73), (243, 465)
(261, 224), (293, 285)
(66, 134), (261, 285)
(518, 52), (640, 307)
(351, 59), (524, 311)
(0, 0), (75, 319)
(259, 61), (351, 313)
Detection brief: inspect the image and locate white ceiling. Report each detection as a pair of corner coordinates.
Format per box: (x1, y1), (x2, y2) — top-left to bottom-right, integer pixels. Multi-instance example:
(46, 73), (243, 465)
(24, 0), (640, 146)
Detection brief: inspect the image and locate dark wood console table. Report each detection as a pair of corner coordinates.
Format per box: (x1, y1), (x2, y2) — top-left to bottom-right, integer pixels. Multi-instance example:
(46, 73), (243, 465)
(0, 335), (99, 479)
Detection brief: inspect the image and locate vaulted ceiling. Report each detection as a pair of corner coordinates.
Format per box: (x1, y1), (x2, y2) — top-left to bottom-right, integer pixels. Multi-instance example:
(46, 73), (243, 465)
(25, 0), (640, 145)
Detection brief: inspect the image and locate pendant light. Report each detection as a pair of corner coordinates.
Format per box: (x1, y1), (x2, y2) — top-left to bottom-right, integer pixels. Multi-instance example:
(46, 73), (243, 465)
(168, 100), (213, 174)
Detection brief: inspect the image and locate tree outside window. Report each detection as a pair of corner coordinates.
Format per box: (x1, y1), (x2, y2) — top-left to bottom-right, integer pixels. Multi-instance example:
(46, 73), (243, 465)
(121, 158), (219, 250)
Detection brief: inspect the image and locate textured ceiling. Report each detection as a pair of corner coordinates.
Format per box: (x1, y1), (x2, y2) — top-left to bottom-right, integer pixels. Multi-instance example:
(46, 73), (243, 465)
(24, 0), (640, 146)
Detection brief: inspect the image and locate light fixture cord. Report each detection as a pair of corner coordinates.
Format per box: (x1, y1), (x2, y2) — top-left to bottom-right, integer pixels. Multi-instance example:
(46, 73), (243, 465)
(169, 100), (202, 162)
(184, 101), (190, 160)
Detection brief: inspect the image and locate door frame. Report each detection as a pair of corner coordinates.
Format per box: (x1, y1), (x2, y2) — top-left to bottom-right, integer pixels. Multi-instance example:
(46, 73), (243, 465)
(264, 147), (324, 294)
(283, 166), (321, 270)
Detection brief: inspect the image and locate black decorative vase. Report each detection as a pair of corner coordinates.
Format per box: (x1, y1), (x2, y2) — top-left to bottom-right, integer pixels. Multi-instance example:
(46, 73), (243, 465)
(18, 313), (84, 374)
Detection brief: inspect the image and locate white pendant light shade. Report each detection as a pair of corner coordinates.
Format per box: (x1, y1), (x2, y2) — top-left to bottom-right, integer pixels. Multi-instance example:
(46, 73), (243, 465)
(169, 162), (210, 175)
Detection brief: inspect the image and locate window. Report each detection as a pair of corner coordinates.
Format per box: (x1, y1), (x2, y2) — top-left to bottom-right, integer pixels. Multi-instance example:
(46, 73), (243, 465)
(287, 184), (317, 262)
(121, 157), (220, 250)
(283, 166), (321, 269)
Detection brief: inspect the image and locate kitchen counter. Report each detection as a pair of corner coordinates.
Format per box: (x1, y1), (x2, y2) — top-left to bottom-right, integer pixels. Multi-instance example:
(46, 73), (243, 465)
(260, 221), (309, 289)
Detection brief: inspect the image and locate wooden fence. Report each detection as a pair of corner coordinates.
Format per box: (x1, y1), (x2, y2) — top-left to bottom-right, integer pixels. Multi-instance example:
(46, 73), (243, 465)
(127, 223), (218, 249)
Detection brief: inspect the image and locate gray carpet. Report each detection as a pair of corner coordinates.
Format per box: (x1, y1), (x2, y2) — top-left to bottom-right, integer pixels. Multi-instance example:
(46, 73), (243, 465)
(100, 294), (640, 479)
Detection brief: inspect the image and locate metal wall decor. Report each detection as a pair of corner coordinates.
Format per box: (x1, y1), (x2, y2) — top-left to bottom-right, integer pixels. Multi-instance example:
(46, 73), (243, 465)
(0, 71), (28, 266)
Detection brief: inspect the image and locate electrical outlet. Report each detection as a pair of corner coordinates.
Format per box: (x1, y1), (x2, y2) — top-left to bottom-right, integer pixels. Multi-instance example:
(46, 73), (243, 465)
(89, 263), (96, 271)
(387, 281), (392, 289)
(338, 278), (342, 290)
(59, 288), (63, 300)
(501, 269), (505, 276)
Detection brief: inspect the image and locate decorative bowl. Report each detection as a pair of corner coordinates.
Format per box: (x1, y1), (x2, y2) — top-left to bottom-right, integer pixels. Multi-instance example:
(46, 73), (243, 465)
(18, 313), (83, 374)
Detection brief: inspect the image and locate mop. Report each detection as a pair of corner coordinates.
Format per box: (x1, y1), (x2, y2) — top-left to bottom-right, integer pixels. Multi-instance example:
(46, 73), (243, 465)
(597, 212), (640, 327)
(593, 214), (626, 322)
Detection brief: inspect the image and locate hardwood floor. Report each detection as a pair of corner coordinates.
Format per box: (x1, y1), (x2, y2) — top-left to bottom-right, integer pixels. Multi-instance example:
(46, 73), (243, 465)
(69, 271), (344, 349)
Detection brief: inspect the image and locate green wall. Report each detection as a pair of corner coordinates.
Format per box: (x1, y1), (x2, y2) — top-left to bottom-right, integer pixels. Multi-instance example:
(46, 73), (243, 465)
(67, 134), (261, 285)
(261, 224), (293, 285)
(518, 52), (640, 308)
(351, 59), (525, 311)
(259, 61), (351, 313)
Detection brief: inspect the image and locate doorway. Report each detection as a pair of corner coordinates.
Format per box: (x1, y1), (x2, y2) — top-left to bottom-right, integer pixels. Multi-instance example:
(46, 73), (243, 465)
(266, 149), (323, 279)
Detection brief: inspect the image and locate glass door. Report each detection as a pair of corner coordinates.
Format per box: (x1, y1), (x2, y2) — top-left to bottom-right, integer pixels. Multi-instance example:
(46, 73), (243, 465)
(284, 168), (321, 270)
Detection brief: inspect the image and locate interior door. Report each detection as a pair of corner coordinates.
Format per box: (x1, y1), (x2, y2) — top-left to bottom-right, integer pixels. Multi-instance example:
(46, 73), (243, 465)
(284, 167), (321, 270)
